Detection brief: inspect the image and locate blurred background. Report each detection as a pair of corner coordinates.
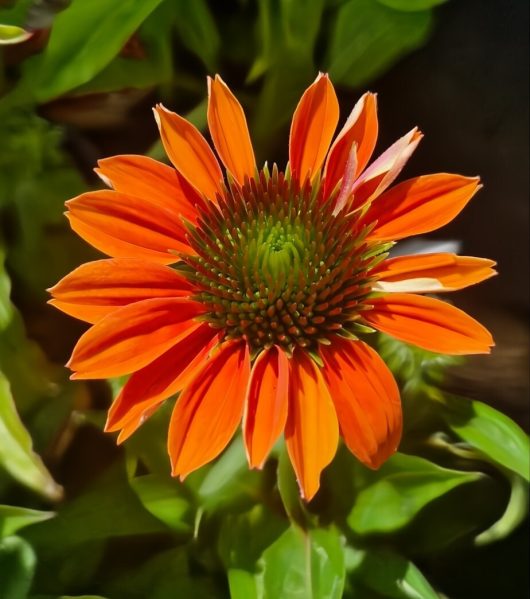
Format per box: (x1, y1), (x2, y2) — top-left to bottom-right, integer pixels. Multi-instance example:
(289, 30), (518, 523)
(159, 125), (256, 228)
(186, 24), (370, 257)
(0, 1), (528, 598)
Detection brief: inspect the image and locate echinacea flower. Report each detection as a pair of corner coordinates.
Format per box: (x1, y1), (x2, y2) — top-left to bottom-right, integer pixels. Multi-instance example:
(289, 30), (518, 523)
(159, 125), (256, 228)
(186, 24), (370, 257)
(49, 74), (495, 500)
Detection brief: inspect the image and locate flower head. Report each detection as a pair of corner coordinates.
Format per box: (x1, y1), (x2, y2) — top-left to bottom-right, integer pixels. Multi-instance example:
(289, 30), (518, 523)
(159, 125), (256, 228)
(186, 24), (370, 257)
(49, 74), (495, 500)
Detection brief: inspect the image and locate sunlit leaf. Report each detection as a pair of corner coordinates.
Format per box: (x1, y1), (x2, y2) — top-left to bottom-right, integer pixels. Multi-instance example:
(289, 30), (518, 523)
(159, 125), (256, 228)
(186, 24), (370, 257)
(258, 526), (345, 599)
(0, 505), (55, 537)
(0, 249), (13, 332)
(130, 474), (193, 533)
(0, 372), (62, 501)
(0, 23), (31, 45)
(0, 536), (36, 599)
(348, 453), (482, 534)
(377, 0), (446, 10)
(442, 394), (530, 482)
(347, 548), (440, 599)
(20, 0), (165, 102)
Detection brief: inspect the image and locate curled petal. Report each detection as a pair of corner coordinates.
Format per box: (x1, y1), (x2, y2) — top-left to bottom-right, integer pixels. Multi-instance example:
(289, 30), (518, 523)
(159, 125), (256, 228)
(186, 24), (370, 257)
(66, 190), (191, 264)
(244, 346), (289, 469)
(285, 351), (339, 501)
(68, 298), (205, 379)
(289, 73), (339, 184)
(168, 341), (250, 479)
(48, 258), (193, 323)
(207, 75), (256, 185)
(95, 154), (199, 222)
(153, 104), (223, 200)
(321, 338), (401, 468)
(373, 253), (497, 293)
(363, 293), (494, 355)
(364, 174), (482, 241)
(106, 323), (218, 442)
(351, 128), (422, 208)
(323, 92), (378, 199)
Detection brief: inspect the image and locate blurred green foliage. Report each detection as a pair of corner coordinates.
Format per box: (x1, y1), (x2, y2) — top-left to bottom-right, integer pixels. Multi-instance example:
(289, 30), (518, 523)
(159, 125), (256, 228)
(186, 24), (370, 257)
(0, 0), (528, 597)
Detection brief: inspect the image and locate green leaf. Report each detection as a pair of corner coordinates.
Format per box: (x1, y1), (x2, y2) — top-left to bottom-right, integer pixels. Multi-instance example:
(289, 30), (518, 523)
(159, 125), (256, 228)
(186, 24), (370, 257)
(348, 549), (439, 599)
(0, 248), (13, 332)
(130, 474), (193, 533)
(0, 505), (55, 537)
(259, 526), (345, 599)
(348, 453), (482, 534)
(377, 0), (447, 11)
(442, 395), (530, 482)
(0, 371), (62, 500)
(277, 444), (313, 528)
(0, 23), (31, 44)
(20, 0), (165, 102)
(0, 536), (36, 599)
(173, 0), (220, 70)
(325, 0), (432, 87)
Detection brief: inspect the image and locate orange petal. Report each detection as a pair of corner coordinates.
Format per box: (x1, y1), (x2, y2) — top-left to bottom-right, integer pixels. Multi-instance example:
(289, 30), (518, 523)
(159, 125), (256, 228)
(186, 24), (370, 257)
(153, 104), (223, 200)
(351, 128), (422, 208)
(68, 298), (205, 379)
(95, 154), (199, 223)
(168, 340), (250, 479)
(66, 190), (191, 264)
(243, 346), (289, 469)
(364, 174), (481, 241)
(321, 338), (401, 469)
(363, 293), (494, 355)
(207, 75), (256, 185)
(285, 351), (339, 501)
(289, 73), (339, 184)
(105, 323), (218, 442)
(48, 258), (194, 323)
(323, 92), (378, 199)
(372, 253), (497, 293)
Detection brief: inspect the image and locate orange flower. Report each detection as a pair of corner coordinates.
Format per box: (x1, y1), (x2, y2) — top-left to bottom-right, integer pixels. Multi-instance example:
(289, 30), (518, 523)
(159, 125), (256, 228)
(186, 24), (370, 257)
(49, 74), (495, 500)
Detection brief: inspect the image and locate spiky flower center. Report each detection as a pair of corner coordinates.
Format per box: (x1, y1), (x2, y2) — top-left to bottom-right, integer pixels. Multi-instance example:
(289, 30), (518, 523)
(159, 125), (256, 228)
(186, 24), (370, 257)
(180, 167), (389, 360)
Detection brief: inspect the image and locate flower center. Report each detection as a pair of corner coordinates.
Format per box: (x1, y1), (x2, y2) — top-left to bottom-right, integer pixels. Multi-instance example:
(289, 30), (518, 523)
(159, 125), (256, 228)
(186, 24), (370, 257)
(179, 166), (388, 360)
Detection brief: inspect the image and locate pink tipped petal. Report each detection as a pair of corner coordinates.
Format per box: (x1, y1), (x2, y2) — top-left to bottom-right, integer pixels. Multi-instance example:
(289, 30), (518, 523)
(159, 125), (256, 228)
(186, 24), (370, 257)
(285, 351), (339, 501)
(333, 143), (358, 215)
(168, 341), (250, 479)
(207, 75), (256, 185)
(363, 294), (494, 355)
(321, 338), (402, 468)
(67, 298), (206, 379)
(372, 253), (497, 293)
(351, 128), (423, 208)
(289, 73), (340, 184)
(153, 104), (224, 200)
(364, 174), (482, 241)
(244, 346), (289, 469)
(323, 92), (378, 199)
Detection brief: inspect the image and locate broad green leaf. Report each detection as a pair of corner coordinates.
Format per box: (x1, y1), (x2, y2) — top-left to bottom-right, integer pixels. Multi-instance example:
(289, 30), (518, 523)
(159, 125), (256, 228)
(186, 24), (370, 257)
(277, 444), (314, 528)
(474, 473), (529, 546)
(0, 1), (32, 27)
(197, 434), (261, 511)
(348, 549), (439, 599)
(20, 0), (165, 102)
(130, 474), (193, 533)
(0, 23), (31, 44)
(442, 394), (530, 482)
(377, 0), (446, 10)
(326, 0), (432, 87)
(0, 536), (36, 599)
(0, 372), (62, 500)
(173, 0), (220, 70)
(218, 505), (288, 599)
(22, 464), (167, 550)
(259, 526), (345, 599)
(0, 505), (55, 537)
(348, 453), (482, 534)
